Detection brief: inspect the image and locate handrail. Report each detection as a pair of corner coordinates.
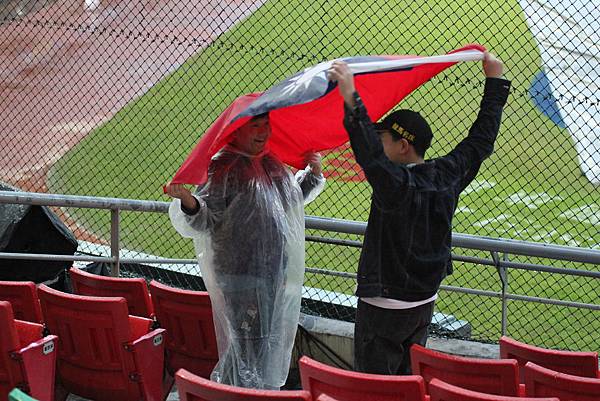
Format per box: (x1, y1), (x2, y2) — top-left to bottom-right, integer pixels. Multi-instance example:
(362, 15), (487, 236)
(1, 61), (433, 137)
(0, 191), (168, 212)
(2, 191), (600, 264)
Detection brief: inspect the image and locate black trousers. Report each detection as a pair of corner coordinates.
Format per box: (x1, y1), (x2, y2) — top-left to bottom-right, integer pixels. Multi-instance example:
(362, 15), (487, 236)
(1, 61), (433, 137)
(354, 299), (435, 375)
(217, 276), (278, 389)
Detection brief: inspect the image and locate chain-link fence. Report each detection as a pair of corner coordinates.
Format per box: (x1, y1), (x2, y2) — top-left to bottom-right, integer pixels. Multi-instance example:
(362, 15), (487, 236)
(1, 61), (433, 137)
(1, 0), (598, 350)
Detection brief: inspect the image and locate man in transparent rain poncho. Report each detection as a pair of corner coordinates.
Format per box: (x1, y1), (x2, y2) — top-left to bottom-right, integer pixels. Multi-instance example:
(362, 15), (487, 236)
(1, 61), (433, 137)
(164, 113), (325, 389)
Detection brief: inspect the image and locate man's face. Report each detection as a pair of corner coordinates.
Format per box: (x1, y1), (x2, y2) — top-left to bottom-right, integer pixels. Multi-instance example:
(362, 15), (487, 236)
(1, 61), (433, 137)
(378, 129), (404, 163)
(232, 116), (271, 155)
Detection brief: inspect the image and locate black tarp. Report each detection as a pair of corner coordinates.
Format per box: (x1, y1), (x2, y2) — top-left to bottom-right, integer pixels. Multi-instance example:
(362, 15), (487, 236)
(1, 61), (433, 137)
(0, 183), (77, 281)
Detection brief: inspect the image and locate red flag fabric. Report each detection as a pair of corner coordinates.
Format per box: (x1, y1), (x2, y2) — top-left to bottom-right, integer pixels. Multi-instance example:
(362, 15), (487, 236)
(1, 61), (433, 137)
(171, 44), (486, 185)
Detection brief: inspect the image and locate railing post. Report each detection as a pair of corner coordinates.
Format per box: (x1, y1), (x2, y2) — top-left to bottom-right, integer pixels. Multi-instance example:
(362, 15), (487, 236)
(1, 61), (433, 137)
(110, 208), (120, 277)
(493, 251), (509, 336)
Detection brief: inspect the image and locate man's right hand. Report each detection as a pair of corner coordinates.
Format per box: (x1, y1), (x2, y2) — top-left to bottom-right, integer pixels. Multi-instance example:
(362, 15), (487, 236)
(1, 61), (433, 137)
(483, 51), (504, 78)
(164, 182), (198, 210)
(328, 61), (356, 108)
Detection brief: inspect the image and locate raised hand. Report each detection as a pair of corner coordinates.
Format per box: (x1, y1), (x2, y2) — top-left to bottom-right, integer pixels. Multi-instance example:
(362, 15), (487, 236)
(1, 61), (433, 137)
(328, 61), (356, 107)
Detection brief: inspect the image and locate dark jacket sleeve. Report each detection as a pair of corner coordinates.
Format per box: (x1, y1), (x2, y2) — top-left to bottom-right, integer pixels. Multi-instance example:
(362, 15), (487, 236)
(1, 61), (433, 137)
(442, 77), (511, 190)
(343, 92), (413, 203)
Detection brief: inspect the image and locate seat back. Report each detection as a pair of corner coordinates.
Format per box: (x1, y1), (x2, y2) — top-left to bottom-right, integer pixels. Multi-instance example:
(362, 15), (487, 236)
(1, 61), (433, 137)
(0, 302), (56, 401)
(0, 301), (23, 401)
(410, 344), (520, 396)
(149, 281), (218, 377)
(428, 378), (559, 401)
(175, 369), (311, 401)
(69, 268), (154, 318)
(524, 362), (600, 401)
(37, 284), (141, 401)
(499, 336), (599, 381)
(299, 356), (427, 401)
(0, 281), (43, 323)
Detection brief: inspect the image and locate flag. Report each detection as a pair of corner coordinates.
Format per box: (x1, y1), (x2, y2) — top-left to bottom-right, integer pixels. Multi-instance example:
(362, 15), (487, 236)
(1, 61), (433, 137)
(171, 44), (485, 185)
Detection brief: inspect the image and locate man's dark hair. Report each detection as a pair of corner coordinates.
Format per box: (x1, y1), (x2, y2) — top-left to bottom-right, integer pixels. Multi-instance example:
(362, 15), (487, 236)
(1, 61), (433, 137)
(375, 109), (433, 158)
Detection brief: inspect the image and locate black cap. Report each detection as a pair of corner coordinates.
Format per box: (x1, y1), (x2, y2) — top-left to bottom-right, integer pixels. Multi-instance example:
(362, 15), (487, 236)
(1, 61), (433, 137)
(374, 109), (433, 157)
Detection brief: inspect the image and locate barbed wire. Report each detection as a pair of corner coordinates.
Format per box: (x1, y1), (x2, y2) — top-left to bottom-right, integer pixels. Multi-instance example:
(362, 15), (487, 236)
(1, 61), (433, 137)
(5, 15), (599, 107)
(1, 16), (324, 62)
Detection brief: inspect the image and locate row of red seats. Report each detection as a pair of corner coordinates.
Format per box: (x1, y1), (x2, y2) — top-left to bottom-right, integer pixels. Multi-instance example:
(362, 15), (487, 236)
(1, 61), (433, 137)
(410, 344), (600, 400)
(176, 354), (580, 401)
(0, 270), (219, 401)
(2, 268), (220, 375)
(175, 344), (600, 401)
(2, 270), (600, 401)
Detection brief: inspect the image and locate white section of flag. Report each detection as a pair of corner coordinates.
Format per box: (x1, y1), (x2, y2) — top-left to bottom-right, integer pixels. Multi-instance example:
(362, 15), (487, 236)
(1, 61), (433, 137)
(349, 49), (484, 74)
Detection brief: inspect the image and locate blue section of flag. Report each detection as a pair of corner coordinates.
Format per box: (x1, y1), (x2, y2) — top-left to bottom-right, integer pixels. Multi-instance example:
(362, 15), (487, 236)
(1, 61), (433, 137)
(530, 70), (566, 128)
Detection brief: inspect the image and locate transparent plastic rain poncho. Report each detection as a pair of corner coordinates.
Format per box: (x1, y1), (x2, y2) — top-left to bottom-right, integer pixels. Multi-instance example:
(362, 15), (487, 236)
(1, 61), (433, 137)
(169, 145), (325, 389)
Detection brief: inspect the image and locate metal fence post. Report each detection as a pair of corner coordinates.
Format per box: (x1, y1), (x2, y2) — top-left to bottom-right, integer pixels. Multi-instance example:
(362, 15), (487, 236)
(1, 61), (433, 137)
(493, 251), (508, 336)
(502, 252), (511, 336)
(110, 208), (120, 277)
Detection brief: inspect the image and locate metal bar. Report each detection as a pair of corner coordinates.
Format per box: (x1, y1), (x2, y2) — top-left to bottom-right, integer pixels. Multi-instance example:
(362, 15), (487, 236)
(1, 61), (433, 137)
(0, 253), (196, 265)
(305, 235), (362, 248)
(450, 234), (600, 265)
(499, 260), (600, 279)
(504, 294), (600, 311)
(0, 252), (115, 263)
(305, 215), (366, 235)
(501, 253), (510, 336)
(492, 251), (509, 336)
(110, 209), (120, 277)
(440, 285), (502, 298)
(119, 258), (197, 264)
(439, 285), (600, 311)
(453, 255), (600, 279)
(306, 267), (357, 279)
(0, 191), (168, 212)
(452, 255), (497, 266)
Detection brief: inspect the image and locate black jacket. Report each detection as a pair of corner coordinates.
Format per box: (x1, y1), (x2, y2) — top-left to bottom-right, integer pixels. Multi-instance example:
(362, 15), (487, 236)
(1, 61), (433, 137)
(345, 77), (511, 301)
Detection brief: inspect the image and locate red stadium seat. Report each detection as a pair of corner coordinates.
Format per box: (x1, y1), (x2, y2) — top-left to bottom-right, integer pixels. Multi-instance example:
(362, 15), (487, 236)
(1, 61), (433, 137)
(37, 284), (168, 401)
(410, 344), (521, 396)
(0, 301), (57, 401)
(175, 368), (312, 401)
(69, 267), (154, 318)
(148, 280), (218, 378)
(0, 281), (43, 323)
(499, 336), (599, 381)
(299, 355), (427, 401)
(428, 378), (559, 401)
(524, 362), (600, 401)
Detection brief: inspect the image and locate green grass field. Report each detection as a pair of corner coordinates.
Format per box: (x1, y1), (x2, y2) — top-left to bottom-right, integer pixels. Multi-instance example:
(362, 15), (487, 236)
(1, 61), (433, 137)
(47, 0), (600, 349)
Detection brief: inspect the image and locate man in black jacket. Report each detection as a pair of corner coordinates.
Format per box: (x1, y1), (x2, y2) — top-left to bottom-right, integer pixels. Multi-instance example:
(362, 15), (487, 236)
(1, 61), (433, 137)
(328, 51), (510, 375)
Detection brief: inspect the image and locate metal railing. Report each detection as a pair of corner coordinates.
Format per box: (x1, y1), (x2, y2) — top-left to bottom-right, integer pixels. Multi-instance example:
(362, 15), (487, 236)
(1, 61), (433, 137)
(1, 190), (599, 338)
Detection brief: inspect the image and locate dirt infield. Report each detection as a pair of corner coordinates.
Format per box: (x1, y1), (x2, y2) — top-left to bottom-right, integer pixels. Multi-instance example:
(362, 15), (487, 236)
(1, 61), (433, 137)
(0, 0), (265, 191)
(0, 0), (265, 243)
